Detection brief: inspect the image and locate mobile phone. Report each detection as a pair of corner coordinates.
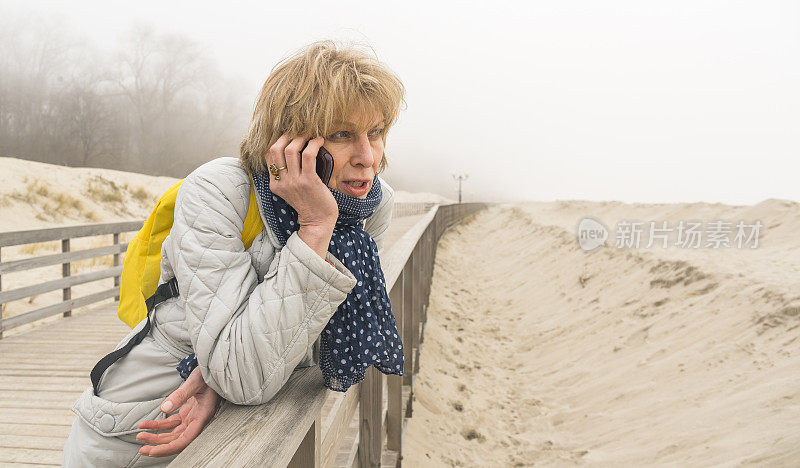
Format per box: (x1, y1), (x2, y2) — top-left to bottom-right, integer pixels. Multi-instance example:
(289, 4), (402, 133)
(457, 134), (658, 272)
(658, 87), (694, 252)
(299, 141), (334, 185)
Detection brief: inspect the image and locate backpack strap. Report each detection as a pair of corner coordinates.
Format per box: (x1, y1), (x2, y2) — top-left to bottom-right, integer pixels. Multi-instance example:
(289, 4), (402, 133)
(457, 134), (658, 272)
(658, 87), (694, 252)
(90, 277), (180, 396)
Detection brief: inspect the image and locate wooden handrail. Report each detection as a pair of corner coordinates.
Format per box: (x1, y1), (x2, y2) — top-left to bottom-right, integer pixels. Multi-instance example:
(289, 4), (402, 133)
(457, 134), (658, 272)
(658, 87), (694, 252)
(0, 243), (129, 275)
(0, 221), (143, 247)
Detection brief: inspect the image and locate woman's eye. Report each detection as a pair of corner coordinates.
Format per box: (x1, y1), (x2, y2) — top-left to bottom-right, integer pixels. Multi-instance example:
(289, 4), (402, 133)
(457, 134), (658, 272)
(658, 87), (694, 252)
(331, 131), (349, 139)
(369, 128), (385, 138)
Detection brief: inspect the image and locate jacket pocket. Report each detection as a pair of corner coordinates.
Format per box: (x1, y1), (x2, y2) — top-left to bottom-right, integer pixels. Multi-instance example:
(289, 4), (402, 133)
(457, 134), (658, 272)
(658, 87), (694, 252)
(71, 387), (167, 438)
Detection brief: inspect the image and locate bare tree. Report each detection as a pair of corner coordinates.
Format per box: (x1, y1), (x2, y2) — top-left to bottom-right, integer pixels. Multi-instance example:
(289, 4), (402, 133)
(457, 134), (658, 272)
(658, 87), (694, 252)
(0, 13), (249, 177)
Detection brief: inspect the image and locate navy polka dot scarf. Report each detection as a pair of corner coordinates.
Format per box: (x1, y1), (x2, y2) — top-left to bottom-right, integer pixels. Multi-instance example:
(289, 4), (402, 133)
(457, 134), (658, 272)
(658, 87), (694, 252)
(177, 171), (404, 393)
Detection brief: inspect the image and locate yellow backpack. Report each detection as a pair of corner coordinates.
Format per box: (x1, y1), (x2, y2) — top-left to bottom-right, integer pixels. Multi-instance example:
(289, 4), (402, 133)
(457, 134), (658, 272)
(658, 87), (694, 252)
(117, 174), (265, 328)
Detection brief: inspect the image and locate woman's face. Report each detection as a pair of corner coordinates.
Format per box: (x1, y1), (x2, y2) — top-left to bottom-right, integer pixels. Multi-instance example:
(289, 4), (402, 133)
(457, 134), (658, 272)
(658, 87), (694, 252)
(323, 110), (385, 198)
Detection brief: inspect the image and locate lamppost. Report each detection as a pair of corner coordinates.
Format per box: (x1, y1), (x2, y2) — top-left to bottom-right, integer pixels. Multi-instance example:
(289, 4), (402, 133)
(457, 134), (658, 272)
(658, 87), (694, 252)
(452, 173), (469, 203)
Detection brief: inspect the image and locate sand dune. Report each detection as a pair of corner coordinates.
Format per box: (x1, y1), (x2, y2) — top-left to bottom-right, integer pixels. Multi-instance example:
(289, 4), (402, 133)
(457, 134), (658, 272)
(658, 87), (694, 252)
(404, 203), (799, 467)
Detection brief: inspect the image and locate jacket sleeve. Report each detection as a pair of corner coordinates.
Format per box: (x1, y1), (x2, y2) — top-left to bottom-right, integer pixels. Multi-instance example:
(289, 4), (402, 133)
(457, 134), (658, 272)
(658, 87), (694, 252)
(166, 169), (357, 405)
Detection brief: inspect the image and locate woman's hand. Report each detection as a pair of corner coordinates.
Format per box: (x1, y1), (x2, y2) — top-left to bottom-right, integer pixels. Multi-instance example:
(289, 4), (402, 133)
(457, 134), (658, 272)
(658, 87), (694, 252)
(136, 367), (220, 457)
(267, 135), (338, 258)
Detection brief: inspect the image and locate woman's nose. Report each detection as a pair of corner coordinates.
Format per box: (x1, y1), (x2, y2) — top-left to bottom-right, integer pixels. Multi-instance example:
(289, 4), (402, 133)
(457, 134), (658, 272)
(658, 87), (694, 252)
(351, 135), (374, 167)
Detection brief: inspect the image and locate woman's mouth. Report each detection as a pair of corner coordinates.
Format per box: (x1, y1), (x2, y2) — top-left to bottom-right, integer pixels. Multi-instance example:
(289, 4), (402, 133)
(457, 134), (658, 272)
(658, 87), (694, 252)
(342, 179), (371, 196)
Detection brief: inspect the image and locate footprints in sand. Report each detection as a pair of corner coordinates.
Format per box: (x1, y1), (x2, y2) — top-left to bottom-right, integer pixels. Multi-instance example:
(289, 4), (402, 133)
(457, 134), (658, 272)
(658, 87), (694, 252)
(460, 428), (486, 442)
(648, 259), (720, 297)
(754, 302), (800, 334)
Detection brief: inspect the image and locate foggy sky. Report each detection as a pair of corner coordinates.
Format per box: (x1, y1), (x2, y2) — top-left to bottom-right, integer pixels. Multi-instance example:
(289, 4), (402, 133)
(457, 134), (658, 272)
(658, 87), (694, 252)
(3, 0), (799, 204)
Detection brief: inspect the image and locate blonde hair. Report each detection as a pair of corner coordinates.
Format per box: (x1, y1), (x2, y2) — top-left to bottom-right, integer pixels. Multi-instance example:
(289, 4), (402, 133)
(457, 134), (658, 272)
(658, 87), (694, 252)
(240, 40), (406, 175)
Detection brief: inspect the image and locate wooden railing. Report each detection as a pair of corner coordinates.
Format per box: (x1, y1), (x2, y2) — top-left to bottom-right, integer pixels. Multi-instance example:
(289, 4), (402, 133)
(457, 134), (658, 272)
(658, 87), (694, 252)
(0, 221), (142, 337)
(170, 202), (488, 468)
(391, 202), (437, 218)
(0, 201), (489, 467)
(0, 204), (451, 339)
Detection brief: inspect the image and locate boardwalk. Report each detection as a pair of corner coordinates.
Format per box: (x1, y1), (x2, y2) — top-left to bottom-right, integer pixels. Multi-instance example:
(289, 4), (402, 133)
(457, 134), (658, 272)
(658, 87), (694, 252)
(0, 213), (429, 466)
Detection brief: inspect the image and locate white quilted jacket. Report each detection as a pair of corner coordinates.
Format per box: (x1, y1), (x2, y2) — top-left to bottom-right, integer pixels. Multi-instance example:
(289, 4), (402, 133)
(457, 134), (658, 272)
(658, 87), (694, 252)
(152, 157), (394, 405)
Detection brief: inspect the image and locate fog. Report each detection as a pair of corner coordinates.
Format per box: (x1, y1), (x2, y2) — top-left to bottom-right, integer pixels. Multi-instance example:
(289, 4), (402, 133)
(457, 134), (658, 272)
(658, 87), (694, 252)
(1, 0), (798, 204)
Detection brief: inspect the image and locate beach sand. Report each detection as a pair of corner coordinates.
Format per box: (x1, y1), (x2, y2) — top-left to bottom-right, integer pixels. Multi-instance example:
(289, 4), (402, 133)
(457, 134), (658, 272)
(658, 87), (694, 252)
(404, 202), (799, 467)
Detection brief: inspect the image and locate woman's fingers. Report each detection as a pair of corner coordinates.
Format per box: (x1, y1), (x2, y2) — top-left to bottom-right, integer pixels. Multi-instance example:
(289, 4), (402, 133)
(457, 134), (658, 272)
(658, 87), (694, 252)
(266, 134), (290, 173)
(137, 426), (183, 445)
(301, 137), (324, 179)
(160, 367), (205, 413)
(283, 137), (306, 178)
(137, 395), (213, 457)
(141, 431), (194, 457)
(138, 413), (182, 431)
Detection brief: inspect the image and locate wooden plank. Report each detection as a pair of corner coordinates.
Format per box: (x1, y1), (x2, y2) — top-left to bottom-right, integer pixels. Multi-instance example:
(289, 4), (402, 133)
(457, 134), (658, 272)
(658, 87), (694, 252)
(0, 376), (87, 386)
(3, 287), (120, 330)
(0, 402), (78, 412)
(169, 367), (329, 467)
(0, 338), (120, 346)
(357, 366), (383, 468)
(0, 402), (76, 410)
(386, 277), (403, 452)
(0, 369), (87, 378)
(0, 359), (108, 370)
(0, 343), (113, 353)
(0, 243), (128, 275)
(0, 347), (116, 358)
(0, 266), (123, 304)
(0, 391), (81, 404)
(0, 380), (87, 393)
(402, 386), (411, 419)
(0, 409), (76, 426)
(402, 261), (413, 388)
(412, 244), (422, 378)
(1, 246), (4, 339)
(379, 208), (437, 293)
(320, 392), (345, 442)
(339, 409), (360, 468)
(288, 414), (321, 468)
(0, 447), (63, 465)
(0, 221), (142, 247)
(0, 423), (72, 438)
(113, 232), (121, 302)
(0, 434), (68, 451)
(62, 238), (71, 318)
(423, 227), (433, 323)
(321, 388), (359, 468)
(12, 328), (125, 337)
(0, 463), (62, 468)
(380, 448), (399, 468)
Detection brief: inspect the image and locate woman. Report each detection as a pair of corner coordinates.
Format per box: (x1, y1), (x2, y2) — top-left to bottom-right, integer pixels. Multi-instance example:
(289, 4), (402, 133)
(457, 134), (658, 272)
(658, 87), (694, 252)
(63, 40), (406, 467)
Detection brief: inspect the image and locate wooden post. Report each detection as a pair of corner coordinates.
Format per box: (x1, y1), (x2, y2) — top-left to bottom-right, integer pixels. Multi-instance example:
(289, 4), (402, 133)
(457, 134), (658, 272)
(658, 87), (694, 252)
(412, 244), (421, 377)
(0, 246), (3, 339)
(358, 366), (383, 468)
(387, 276), (403, 452)
(113, 233), (120, 302)
(62, 239), (71, 317)
(287, 414), (321, 468)
(402, 261), (413, 389)
(423, 228), (431, 322)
